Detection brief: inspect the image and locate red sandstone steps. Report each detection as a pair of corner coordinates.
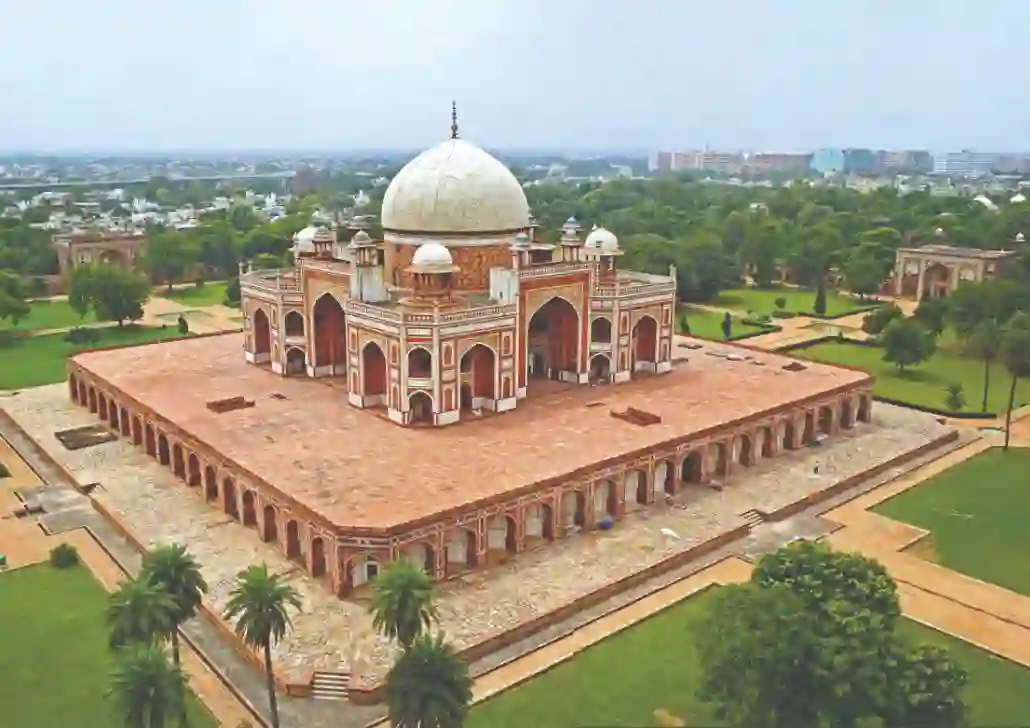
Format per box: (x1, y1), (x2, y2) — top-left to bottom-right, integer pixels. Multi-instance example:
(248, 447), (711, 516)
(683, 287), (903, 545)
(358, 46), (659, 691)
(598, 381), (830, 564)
(311, 670), (351, 700)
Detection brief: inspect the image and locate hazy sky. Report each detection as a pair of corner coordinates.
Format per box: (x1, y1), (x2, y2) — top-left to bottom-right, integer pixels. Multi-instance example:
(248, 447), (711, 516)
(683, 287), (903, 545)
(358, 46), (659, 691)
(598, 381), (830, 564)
(2, 0), (1027, 152)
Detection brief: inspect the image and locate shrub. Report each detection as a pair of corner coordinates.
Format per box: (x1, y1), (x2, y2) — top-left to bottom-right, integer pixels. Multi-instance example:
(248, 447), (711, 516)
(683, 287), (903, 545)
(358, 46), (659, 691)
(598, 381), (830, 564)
(774, 296), (787, 310)
(813, 284), (828, 316)
(944, 382), (966, 412)
(862, 303), (903, 335)
(771, 310), (797, 319)
(226, 277), (241, 304)
(49, 543), (79, 569)
(177, 314), (189, 335)
(64, 327), (102, 345)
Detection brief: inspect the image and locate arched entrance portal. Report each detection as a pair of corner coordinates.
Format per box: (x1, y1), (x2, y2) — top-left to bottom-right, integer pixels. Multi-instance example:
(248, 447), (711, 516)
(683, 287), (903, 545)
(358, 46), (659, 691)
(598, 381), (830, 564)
(252, 309), (271, 363)
(681, 451), (703, 484)
(527, 297), (580, 387)
(310, 537), (327, 578)
(409, 391), (434, 425)
(632, 316), (659, 372)
(223, 478), (239, 520)
(460, 345), (496, 412)
(362, 342), (387, 403)
(285, 347), (306, 376)
(923, 263), (952, 300)
(589, 354), (612, 382)
(312, 294), (346, 375)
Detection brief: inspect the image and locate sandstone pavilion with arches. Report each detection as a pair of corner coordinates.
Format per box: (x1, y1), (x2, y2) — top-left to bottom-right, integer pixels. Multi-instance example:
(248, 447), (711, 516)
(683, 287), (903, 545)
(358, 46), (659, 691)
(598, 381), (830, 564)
(67, 111), (874, 600)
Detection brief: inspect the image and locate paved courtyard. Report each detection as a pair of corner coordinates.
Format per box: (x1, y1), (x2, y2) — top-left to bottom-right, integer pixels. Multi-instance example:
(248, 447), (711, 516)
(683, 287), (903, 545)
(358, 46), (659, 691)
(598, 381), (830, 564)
(1, 384), (952, 688)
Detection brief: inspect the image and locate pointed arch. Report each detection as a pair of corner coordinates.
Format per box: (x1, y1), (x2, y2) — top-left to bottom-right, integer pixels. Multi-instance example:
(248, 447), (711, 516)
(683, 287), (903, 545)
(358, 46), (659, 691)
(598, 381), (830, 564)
(312, 293), (347, 373)
(252, 308), (271, 358)
(527, 295), (581, 385)
(362, 341), (387, 398)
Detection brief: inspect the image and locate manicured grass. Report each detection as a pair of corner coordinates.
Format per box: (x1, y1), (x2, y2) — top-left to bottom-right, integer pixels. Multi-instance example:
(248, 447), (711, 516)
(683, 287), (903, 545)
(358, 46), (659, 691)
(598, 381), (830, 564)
(679, 306), (772, 341)
(157, 282), (229, 307)
(465, 588), (721, 728)
(714, 285), (875, 317)
(874, 447), (1030, 596)
(0, 299), (94, 333)
(466, 586), (1030, 728)
(791, 340), (1030, 413)
(0, 325), (187, 390)
(0, 564), (216, 728)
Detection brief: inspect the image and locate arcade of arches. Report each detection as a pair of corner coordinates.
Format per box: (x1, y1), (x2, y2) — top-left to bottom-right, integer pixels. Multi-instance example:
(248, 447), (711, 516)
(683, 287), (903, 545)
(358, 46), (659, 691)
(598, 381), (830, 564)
(66, 366), (872, 599)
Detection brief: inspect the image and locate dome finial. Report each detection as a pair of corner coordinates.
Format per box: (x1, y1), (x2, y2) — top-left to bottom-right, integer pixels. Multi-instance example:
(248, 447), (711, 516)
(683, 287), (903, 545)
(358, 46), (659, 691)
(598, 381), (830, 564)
(450, 101), (459, 140)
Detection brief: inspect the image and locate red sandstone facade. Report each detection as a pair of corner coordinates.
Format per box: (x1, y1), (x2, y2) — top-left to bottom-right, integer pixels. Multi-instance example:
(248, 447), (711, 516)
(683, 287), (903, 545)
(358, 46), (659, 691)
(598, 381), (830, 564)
(65, 363), (872, 597)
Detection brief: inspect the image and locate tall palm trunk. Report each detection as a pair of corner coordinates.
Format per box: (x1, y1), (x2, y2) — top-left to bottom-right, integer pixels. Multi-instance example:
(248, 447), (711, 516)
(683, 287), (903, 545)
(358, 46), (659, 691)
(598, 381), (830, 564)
(982, 357), (991, 412)
(1004, 375), (1018, 451)
(264, 639), (281, 728)
(170, 630), (190, 728)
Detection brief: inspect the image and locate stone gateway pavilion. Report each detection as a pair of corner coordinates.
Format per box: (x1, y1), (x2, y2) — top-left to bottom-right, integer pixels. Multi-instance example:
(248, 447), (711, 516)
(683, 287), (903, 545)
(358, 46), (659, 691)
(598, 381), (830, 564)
(65, 114), (874, 604)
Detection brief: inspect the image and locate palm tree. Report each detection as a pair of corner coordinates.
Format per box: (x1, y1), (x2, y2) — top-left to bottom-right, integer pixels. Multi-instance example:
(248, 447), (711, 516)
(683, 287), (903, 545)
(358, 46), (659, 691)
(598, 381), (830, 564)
(386, 633), (473, 728)
(108, 643), (187, 728)
(142, 544), (208, 669)
(107, 577), (177, 650)
(969, 318), (1002, 412)
(143, 544), (208, 728)
(1001, 312), (1030, 450)
(370, 560), (439, 650)
(223, 564), (301, 728)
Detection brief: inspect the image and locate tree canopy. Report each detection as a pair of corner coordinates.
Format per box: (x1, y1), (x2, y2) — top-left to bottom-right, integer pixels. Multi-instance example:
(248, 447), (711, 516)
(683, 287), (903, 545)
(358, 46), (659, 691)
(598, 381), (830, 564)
(696, 540), (967, 728)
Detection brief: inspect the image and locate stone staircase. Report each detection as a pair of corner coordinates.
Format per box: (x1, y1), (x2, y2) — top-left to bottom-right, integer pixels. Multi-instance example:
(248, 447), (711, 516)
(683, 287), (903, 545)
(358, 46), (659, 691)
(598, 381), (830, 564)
(311, 670), (351, 701)
(740, 509), (765, 528)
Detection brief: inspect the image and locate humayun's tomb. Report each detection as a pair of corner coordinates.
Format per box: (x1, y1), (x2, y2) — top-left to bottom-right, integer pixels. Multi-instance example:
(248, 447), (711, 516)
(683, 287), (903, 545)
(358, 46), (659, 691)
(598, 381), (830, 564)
(65, 112), (874, 601)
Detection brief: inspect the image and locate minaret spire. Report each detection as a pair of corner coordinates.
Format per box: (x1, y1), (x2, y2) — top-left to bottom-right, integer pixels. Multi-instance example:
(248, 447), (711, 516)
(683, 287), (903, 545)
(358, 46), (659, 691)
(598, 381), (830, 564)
(450, 101), (459, 140)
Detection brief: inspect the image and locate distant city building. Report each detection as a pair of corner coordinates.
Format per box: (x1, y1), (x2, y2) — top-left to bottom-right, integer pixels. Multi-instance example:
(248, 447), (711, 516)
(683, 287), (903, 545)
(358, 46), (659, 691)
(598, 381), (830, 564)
(843, 148), (877, 175)
(879, 150), (934, 174)
(745, 153), (813, 176)
(648, 151), (672, 173)
(811, 148), (844, 175)
(670, 150), (744, 175)
(933, 151), (1001, 177)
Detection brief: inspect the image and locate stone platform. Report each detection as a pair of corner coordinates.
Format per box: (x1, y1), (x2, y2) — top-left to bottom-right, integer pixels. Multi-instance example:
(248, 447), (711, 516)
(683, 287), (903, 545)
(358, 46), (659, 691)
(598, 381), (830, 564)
(2, 384), (952, 688)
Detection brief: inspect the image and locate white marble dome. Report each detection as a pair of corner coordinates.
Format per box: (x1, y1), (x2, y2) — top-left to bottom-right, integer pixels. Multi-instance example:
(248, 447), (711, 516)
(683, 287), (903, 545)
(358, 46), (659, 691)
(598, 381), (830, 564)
(584, 225), (620, 253)
(1011, 193), (1027, 204)
(292, 225), (319, 254)
(381, 139), (530, 234)
(411, 242), (454, 267)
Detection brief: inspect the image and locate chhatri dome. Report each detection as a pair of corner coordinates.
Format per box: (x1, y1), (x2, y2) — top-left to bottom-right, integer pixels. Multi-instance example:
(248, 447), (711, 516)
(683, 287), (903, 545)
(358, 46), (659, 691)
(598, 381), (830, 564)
(584, 225), (620, 253)
(380, 103), (530, 238)
(411, 241), (454, 267)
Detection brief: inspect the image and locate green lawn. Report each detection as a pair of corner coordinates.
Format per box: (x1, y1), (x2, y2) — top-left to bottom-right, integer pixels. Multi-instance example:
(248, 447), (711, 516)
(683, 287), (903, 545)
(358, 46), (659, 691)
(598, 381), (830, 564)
(0, 325), (187, 390)
(0, 299), (94, 333)
(875, 447), (1030, 596)
(466, 586), (1030, 728)
(791, 340), (1030, 413)
(0, 564), (216, 728)
(679, 306), (773, 341)
(157, 282), (229, 307)
(714, 285), (875, 317)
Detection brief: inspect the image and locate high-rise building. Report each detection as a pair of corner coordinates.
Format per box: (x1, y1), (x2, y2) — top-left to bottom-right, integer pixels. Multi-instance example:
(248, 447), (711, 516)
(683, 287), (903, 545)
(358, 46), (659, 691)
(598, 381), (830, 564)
(745, 153), (813, 176)
(669, 150), (744, 175)
(811, 148), (845, 174)
(843, 148), (877, 174)
(933, 151), (1000, 177)
(648, 151), (672, 173)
